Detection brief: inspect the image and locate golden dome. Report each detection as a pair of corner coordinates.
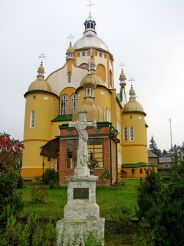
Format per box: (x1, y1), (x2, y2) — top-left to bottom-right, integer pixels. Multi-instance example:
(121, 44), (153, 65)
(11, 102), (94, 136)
(28, 77), (52, 92)
(123, 86), (145, 114)
(119, 69), (126, 82)
(80, 73), (103, 88)
(28, 63), (52, 92)
(73, 97), (105, 122)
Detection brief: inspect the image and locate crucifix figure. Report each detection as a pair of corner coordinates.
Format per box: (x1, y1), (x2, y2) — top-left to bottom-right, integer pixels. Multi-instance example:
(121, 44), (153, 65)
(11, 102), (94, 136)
(69, 111), (96, 177)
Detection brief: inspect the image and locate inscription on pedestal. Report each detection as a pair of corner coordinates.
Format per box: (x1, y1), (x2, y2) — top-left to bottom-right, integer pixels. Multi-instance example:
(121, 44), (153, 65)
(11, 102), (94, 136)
(73, 188), (89, 199)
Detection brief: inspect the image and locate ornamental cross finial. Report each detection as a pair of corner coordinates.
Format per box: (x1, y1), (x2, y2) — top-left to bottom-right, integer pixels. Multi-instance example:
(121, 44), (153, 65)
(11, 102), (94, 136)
(129, 77), (135, 86)
(67, 34), (74, 43)
(86, 0), (95, 14)
(38, 53), (46, 63)
(119, 63), (125, 69)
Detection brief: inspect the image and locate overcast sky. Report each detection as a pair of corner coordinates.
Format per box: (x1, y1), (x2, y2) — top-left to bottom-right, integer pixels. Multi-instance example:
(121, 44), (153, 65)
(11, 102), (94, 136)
(0, 0), (184, 150)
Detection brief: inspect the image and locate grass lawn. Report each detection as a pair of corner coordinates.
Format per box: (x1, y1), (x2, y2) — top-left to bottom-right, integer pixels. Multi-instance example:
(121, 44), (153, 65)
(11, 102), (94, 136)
(18, 179), (141, 245)
(19, 179), (140, 221)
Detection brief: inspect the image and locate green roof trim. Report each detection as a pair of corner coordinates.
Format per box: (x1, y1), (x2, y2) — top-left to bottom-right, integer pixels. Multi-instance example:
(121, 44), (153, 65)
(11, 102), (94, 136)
(97, 122), (112, 128)
(24, 90), (59, 98)
(52, 114), (72, 122)
(122, 162), (158, 168)
(59, 121), (112, 129)
(123, 110), (147, 116)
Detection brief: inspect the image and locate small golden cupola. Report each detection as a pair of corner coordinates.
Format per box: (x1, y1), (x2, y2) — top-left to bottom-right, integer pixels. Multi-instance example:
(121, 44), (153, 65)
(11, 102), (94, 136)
(28, 62), (52, 92)
(66, 41), (74, 60)
(123, 85), (145, 114)
(73, 56), (105, 122)
(80, 56), (103, 91)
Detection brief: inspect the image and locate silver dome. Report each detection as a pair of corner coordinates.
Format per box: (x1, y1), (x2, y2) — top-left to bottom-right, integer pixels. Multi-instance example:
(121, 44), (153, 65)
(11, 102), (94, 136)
(73, 31), (109, 51)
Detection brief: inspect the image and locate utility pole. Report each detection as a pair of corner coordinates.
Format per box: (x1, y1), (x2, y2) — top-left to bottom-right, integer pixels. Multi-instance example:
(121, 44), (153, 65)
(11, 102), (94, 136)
(169, 118), (173, 150)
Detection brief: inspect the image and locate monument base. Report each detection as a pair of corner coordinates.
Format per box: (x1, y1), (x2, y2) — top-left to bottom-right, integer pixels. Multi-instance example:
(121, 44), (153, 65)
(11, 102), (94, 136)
(57, 218), (105, 246)
(57, 175), (105, 245)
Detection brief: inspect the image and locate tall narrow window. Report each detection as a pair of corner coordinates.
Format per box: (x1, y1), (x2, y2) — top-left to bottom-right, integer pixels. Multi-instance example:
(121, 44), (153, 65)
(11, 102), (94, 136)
(71, 94), (77, 112)
(61, 95), (68, 115)
(68, 72), (71, 83)
(130, 126), (134, 141)
(85, 87), (93, 97)
(30, 111), (36, 128)
(123, 127), (128, 141)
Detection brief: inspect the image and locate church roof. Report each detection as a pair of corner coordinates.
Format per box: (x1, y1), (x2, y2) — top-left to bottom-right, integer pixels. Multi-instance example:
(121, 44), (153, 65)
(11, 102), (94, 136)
(123, 85), (145, 115)
(73, 14), (109, 51)
(28, 63), (52, 93)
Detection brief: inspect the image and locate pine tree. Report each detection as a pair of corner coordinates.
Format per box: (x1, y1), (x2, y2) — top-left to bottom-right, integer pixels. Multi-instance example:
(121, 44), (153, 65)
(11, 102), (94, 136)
(149, 136), (162, 157)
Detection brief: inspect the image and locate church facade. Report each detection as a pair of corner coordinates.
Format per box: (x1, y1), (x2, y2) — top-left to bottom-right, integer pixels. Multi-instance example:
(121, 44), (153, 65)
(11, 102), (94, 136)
(21, 14), (155, 184)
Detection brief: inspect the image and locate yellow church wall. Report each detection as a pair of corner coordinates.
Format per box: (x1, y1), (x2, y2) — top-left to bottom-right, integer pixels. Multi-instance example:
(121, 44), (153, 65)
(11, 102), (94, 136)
(50, 122), (60, 139)
(24, 93), (59, 140)
(22, 140), (54, 178)
(94, 87), (111, 112)
(122, 145), (148, 163)
(110, 89), (118, 128)
(22, 92), (59, 179)
(121, 112), (148, 164)
(122, 113), (147, 145)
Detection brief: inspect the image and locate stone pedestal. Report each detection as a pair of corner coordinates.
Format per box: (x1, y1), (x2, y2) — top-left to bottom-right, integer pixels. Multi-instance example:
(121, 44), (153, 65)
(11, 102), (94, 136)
(57, 176), (105, 246)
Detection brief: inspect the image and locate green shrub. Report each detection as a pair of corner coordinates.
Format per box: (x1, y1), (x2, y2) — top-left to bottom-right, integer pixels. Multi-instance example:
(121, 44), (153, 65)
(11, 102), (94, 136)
(42, 169), (58, 186)
(138, 162), (184, 246)
(0, 214), (56, 246)
(17, 173), (24, 189)
(32, 187), (48, 204)
(0, 169), (23, 231)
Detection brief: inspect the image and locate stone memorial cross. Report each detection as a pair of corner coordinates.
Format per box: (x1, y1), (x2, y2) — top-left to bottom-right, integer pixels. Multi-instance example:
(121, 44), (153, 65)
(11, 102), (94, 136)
(69, 111), (96, 177)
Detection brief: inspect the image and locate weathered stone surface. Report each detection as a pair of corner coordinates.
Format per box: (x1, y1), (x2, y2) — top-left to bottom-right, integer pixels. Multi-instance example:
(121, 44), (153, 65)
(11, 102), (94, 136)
(64, 176), (99, 220)
(57, 218), (105, 246)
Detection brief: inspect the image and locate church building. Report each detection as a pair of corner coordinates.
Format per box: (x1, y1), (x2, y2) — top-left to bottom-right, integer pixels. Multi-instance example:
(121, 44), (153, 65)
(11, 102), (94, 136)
(21, 14), (154, 184)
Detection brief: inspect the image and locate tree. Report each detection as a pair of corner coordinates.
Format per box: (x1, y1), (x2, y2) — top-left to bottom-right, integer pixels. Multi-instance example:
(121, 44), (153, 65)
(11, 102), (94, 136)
(138, 161), (184, 246)
(0, 133), (23, 172)
(149, 136), (162, 157)
(137, 171), (161, 226)
(0, 133), (23, 231)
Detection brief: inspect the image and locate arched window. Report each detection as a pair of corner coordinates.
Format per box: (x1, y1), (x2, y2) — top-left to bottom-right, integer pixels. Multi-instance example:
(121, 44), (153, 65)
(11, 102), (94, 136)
(71, 94), (77, 112)
(140, 168), (143, 174)
(87, 23), (90, 29)
(131, 168), (135, 175)
(96, 64), (106, 82)
(109, 70), (113, 87)
(130, 126), (134, 141)
(30, 111), (36, 128)
(85, 88), (93, 97)
(61, 95), (68, 115)
(123, 127), (128, 141)
(105, 108), (111, 121)
(68, 72), (71, 83)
